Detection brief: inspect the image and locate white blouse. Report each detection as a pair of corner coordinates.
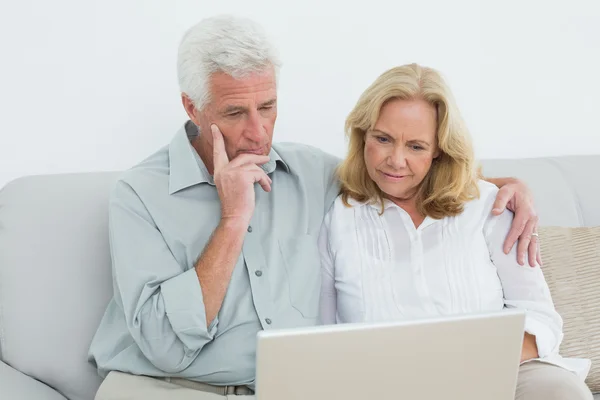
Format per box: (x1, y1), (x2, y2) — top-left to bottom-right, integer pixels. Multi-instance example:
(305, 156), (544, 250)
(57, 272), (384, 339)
(319, 180), (590, 379)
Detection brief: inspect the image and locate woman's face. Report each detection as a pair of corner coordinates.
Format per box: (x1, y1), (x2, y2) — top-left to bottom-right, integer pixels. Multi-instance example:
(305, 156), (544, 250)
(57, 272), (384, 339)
(364, 98), (439, 202)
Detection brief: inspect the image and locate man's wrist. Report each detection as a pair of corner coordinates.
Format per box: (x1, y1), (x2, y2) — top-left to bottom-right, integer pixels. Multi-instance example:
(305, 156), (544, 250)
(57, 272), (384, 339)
(219, 217), (251, 233)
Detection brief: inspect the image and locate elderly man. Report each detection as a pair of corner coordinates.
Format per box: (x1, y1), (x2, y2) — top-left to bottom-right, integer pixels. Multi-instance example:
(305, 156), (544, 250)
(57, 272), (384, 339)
(89, 15), (541, 400)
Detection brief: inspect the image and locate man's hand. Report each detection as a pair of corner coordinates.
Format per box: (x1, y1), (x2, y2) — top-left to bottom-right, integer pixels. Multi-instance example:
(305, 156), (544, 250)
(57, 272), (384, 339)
(520, 332), (539, 363)
(212, 124), (271, 225)
(491, 178), (541, 267)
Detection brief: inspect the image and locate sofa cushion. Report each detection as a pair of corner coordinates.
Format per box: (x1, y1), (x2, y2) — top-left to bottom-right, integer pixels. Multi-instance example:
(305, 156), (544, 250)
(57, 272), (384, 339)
(539, 226), (600, 393)
(0, 360), (67, 400)
(0, 173), (118, 400)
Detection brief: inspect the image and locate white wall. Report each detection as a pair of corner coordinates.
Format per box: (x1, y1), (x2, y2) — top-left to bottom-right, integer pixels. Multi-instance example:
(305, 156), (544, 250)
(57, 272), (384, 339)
(1, 0), (598, 188)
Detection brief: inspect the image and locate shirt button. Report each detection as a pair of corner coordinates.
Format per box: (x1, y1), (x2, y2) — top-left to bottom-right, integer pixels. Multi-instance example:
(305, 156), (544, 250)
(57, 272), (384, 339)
(255, 270), (263, 277)
(265, 318), (272, 325)
(247, 226), (253, 233)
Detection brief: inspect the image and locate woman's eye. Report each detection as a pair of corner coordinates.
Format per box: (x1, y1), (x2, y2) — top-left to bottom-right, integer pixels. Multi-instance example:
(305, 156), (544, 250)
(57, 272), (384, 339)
(411, 145), (424, 151)
(376, 136), (389, 143)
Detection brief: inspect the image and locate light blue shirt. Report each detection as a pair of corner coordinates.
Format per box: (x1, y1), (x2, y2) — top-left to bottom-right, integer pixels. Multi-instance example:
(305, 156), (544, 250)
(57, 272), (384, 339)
(88, 121), (340, 387)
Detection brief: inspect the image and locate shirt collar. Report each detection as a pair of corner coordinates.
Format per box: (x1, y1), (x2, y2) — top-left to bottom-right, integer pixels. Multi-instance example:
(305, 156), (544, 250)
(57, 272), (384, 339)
(346, 196), (399, 211)
(168, 121), (289, 194)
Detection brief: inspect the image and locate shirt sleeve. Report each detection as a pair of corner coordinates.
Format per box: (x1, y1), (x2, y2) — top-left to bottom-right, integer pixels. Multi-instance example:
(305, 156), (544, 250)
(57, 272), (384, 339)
(484, 203), (564, 358)
(108, 180), (217, 373)
(319, 208), (338, 325)
(321, 151), (342, 214)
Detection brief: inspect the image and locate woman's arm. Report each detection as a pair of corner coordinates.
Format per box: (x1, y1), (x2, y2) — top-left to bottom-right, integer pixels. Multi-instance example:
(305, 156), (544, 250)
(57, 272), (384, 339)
(318, 210), (337, 325)
(484, 206), (563, 362)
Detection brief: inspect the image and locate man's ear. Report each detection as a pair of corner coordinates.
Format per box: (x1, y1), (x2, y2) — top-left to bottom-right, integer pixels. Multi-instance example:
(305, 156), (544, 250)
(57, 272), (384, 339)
(181, 94), (203, 126)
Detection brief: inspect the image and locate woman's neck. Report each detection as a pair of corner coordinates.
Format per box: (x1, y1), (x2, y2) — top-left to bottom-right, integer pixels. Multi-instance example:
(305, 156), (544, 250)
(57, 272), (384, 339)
(388, 196), (425, 229)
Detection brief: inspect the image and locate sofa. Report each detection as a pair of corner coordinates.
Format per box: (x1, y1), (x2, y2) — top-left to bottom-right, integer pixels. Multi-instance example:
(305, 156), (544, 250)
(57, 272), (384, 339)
(0, 154), (598, 400)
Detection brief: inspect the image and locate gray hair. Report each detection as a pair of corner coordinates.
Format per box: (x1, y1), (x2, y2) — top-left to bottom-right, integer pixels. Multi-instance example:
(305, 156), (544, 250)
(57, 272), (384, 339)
(177, 15), (281, 110)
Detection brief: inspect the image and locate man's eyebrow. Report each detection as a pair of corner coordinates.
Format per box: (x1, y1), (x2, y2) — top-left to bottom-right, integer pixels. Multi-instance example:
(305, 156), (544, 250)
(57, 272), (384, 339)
(222, 105), (247, 114)
(259, 98), (277, 108)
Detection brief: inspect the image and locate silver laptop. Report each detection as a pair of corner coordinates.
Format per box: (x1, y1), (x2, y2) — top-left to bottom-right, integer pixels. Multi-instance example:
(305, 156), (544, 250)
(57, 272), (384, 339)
(256, 310), (525, 400)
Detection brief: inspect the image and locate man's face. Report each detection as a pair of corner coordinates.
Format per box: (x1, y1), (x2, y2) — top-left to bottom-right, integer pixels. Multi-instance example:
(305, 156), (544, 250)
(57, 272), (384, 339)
(184, 68), (277, 171)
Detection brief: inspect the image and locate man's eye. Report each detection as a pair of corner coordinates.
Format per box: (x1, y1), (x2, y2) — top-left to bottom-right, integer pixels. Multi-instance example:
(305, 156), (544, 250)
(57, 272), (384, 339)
(227, 112), (241, 117)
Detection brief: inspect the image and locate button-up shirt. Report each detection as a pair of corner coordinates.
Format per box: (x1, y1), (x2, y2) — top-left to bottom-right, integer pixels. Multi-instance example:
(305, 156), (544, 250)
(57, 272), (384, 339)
(89, 121), (340, 387)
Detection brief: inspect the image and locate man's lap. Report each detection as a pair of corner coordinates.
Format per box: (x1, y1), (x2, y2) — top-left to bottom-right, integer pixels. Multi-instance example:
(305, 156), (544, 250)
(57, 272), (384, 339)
(95, 371), (255, 400)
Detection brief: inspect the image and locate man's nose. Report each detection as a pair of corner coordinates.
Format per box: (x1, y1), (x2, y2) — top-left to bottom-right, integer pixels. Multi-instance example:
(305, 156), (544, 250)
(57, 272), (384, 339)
(244, 110), (266, 142)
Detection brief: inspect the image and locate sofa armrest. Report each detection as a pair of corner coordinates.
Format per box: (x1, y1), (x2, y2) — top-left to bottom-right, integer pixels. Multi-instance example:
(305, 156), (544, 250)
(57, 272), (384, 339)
(0, 360), (67, 400)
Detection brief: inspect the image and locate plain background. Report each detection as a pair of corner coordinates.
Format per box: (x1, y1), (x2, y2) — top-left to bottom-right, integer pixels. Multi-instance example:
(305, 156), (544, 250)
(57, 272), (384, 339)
(1, 0), (599, 188)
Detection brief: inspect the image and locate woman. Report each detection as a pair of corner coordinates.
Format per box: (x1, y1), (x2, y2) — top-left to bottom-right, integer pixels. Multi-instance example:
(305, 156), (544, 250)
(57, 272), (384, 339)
(319, 63), (592, 399)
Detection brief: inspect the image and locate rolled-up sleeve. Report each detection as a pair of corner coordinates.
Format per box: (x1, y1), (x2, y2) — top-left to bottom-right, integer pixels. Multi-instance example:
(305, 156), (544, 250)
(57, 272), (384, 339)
(484, 206), (563, 358)
(109, 180), (217, 373)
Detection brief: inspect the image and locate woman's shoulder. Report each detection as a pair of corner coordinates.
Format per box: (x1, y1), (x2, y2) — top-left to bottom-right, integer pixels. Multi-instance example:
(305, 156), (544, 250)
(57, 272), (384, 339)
(328, 194), (369, 214)
(476, 179), (500, 198)
(322, 195), (367, 234)
(459, 180), (500, 217)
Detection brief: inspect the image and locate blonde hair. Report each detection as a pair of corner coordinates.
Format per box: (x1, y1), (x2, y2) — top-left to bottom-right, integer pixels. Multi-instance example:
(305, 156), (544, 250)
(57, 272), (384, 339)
(338, 63), (480, 219)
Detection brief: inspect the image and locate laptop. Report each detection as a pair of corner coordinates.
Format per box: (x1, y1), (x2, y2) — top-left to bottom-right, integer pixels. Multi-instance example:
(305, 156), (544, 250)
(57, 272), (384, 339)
(255, 309), (525, 400)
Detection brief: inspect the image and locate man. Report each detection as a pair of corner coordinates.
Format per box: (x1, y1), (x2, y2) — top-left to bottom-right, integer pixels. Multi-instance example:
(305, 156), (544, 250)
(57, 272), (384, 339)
(89, 15), (541, 399)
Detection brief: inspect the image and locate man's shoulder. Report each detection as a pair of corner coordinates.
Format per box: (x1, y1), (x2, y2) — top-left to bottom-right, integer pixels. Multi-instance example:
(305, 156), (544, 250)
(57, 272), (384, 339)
(112, 145), (170, 199)
(273, 142), (341, 173)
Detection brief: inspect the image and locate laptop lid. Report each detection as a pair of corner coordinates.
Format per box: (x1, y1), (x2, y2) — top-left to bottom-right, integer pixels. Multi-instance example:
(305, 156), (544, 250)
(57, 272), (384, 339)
(256, 310), (525, 400)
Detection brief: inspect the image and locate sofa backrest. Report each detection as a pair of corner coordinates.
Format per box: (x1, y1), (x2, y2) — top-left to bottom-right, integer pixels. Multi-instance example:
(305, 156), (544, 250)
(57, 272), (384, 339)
(0, 154), (598, 400)
(0, 173), (118, 400)
(481, 155), (600, 227)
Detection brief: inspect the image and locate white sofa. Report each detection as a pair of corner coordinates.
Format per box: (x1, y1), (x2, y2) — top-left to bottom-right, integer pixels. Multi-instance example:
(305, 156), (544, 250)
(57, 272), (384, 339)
(0, 154), (598, 400)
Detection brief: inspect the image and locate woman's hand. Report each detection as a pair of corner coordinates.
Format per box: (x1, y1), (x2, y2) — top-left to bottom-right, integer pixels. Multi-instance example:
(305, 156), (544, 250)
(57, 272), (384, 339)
(520, 332), (540, 363)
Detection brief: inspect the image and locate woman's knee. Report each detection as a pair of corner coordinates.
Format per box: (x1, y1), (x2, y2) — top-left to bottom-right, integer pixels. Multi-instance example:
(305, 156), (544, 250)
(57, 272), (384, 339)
(516, 362), (593, 400)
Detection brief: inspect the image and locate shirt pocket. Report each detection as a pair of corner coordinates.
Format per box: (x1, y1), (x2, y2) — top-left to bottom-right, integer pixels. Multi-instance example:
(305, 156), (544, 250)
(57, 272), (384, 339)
(278, 233), (321, 318)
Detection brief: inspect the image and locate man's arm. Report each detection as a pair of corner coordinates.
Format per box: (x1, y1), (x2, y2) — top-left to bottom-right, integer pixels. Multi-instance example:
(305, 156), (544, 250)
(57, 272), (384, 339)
(195, 219), (247, 326)
(109, 181), (219, 374)
(483, 176), (541, 267)
(196, 124), (272, 324)
(107, 125), (271, 373)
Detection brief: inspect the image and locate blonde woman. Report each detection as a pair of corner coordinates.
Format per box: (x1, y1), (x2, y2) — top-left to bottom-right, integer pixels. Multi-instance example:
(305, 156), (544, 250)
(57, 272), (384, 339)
(318, 64), (592, 399)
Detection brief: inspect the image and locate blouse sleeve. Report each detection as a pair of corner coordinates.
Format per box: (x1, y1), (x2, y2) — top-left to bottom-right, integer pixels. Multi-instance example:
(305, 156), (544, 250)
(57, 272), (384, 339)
(484, 206), (564, 358)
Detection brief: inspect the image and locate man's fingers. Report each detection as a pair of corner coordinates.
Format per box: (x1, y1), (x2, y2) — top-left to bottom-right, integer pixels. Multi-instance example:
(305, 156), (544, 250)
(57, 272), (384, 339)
(528, 234), (539, 267)
(503, 210), (527, 254)
(516, 217), (538, 266)
(211, 124), (228, 171)
(244, 165), (273, 184)
(492, 186), (515, 215)
(536, 249), (543, 267)
(229, 153), (271, 169)
(249, 169), (271, 192)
